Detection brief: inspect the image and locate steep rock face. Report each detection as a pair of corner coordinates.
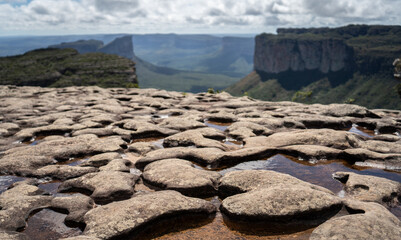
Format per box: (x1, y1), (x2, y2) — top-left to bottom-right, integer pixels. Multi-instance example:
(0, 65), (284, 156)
(254, 35), (353, 74)
(98, 36), (135, 60)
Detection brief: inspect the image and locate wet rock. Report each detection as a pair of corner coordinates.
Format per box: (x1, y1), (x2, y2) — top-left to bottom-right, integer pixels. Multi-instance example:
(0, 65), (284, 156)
(58, 171), (139, 204)
(163, 128), (229, 150)
(333, 172), (401, 206)
(128, 142), (161, 155)
(158, 117), (206, 131)
(51, 194), (95, 225)
(99, 159), (133, 172)
(33, 165), (98, 180)
(221, 184), (342, 221)
(83, 191), (216, 239)
(0, 230), (29, 240)
(80, 152), (122, 168)
(310, 200), (401, 240)
(143, 159), (221, 197)
(0, 182), (52, 230)
(225, 122), (273, 140)
(244, 129), (361, 149)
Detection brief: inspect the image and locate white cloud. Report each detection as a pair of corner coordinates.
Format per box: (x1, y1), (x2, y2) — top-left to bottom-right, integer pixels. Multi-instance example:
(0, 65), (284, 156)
(0, 0), (27, 3)
(0, 0), (399, 35)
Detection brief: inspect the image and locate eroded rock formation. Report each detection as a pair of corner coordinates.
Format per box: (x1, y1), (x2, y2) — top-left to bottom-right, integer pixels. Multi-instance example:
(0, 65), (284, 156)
(0, 86), (400, 239)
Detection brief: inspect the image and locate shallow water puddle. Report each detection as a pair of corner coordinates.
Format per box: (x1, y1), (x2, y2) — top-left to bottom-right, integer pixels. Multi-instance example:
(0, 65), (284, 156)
(219, 154), (401, 193)
(38, 180), (62, 195)
(56, 157), (89, 166)
(130, 212), (313, 240)
(222, 137), (243, 147)
(131, 137), (165, 148)
(348, 124), (375, 138)
(23, 208), (82, 240)
(218, 154), (401, 219)
(204, 120), (231, 132)
(22, 135), (46, 146)
(0, 175), (26, 193)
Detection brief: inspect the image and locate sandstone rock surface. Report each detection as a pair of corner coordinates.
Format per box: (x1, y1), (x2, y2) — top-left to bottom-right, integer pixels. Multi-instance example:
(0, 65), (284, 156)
(83, 191), (216, 239)
(143, 159), (221, 196)
(0, 86), (400, 239)
(58, 171), (139, 204)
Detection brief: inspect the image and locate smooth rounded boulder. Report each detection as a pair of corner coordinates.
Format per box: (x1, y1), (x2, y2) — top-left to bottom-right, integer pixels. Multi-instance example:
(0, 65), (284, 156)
(83, 190), (216, 239)
(143, 159), (221, 197)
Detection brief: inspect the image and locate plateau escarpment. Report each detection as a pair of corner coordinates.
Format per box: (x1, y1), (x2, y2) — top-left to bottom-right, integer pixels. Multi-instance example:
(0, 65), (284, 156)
(228, 25), (401, 109)
(254, 37), (353, 74)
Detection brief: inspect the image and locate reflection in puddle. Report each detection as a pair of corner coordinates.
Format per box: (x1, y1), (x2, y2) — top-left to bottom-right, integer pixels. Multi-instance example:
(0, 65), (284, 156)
(23, 209), (82, 240)
(222, 138), (243, 147)
(56, 157), (88, 166)
(0, 175), (26, 194)
(23, 136), (46, 146)
(348, 124), (375, 138)
(136, 212), (313, 240)
(38, 180), (62, 195)
(204, 120), (231, 132)
(219, 154), (401, 193)
(218, 154), (401, 219)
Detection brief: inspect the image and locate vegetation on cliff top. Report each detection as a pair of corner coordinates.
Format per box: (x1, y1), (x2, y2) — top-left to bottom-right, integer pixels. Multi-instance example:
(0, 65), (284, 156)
(0, 48), (138, 88)
(227, 25), (401, 110)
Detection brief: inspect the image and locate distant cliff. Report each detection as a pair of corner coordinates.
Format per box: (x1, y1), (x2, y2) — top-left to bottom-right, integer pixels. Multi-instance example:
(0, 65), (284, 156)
(98, 36), (135, 60)
(50, 36), (134, 60)
(50, 36), (239, 92)
(0, 48), (138, 88)
(227, 25), (401, 109)
(254, 36), (353, 74)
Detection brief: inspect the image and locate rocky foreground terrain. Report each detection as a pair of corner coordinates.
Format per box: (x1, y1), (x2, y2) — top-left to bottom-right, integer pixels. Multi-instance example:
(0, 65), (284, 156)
(0, 85), (401, 239)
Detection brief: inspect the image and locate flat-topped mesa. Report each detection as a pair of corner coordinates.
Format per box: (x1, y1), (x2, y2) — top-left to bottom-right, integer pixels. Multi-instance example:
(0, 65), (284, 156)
(254, 34), (354, 74)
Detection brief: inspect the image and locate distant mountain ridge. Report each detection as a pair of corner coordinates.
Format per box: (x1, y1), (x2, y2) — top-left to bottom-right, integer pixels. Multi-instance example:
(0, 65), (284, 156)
(0, 34), (254, 78)
(50, 36), (134, 59)
(50, 36), (239, 92)
(227, 24), (401, 110)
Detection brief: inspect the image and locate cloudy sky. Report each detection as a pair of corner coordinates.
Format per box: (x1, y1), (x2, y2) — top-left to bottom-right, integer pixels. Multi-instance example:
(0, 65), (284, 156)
(0, 0), (399, 36)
